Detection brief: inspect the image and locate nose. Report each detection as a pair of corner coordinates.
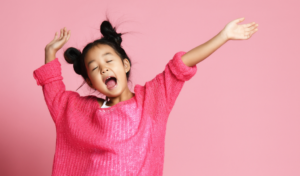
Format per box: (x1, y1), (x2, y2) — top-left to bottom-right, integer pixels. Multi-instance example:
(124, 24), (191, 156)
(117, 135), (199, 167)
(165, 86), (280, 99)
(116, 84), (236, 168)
(101, 68), (109, 74)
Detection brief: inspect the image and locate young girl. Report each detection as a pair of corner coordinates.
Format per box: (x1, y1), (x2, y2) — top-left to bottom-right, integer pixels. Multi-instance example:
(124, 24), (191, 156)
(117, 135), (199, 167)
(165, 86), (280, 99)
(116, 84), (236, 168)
(33, 17), (258, 176)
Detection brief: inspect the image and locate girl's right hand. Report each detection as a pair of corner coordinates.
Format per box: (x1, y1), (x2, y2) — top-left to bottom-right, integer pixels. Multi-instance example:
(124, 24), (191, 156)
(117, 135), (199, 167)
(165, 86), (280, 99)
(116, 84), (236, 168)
(45, 27), (71, 63)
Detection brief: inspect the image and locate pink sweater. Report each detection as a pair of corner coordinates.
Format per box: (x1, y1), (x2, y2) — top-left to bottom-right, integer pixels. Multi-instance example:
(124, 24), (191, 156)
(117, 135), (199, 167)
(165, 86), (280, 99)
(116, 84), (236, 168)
(33, 51), (197, 176)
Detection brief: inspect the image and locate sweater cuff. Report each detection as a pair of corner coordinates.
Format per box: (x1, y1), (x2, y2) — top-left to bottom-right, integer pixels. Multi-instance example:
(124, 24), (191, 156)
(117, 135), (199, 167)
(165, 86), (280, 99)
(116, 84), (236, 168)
(168, 51), (197, 81)
(33, 58), (63, 86)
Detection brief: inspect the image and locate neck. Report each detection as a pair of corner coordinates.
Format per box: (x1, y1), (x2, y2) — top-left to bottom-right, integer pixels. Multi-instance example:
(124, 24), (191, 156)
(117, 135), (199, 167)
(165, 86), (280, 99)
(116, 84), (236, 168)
(106, 87), (134, 106)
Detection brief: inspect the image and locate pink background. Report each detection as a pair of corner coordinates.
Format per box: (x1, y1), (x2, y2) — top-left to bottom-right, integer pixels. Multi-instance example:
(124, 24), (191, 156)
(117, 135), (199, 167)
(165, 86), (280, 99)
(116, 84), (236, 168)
(1, 0), (299, 175)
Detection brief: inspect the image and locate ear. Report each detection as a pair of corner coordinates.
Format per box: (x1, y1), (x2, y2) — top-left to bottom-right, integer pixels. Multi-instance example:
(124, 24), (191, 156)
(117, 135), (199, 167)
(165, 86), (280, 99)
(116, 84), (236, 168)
(85, 77), (94, 88)
(123, 58), (131, 73)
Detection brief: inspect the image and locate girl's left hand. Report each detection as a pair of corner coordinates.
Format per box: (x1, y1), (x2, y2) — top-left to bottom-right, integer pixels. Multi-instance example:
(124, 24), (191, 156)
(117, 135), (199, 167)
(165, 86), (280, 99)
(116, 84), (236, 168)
(223, 17), (258, 40)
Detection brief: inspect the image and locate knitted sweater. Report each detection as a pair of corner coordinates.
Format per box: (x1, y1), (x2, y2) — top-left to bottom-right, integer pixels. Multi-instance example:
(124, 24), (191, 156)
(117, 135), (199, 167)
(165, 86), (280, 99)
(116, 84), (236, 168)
(33, 51), (197, 176)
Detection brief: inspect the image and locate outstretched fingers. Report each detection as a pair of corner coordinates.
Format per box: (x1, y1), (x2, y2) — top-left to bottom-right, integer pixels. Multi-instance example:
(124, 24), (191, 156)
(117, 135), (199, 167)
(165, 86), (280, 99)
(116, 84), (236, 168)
(52, 32), (58, 41)
(244, 27), (258, 39)
(66, 30), (71, 41)
(64, 27), (67, 39)
(245, 24), (258, 32)
(59, 28), (64, 40)
(243, 22), (258, 38)
(244, 22), (256, 28)
(54, 27), (70, 42)
(63, 28), (69, 41)
(61, 27), (70, 41)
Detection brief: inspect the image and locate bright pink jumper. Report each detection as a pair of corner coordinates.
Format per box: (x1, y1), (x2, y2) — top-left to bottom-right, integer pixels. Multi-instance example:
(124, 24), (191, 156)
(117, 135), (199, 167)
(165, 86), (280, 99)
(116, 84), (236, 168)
(33, 51), (197, 176)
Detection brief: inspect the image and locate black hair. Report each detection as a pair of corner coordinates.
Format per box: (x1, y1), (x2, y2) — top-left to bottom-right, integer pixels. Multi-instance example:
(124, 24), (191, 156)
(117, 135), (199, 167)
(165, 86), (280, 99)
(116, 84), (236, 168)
(63, 17), (133, 93)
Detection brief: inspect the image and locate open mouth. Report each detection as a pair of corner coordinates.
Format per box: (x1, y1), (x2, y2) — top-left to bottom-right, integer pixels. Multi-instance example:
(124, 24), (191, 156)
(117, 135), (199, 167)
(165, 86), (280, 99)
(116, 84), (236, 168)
(105, 77), (117, 90)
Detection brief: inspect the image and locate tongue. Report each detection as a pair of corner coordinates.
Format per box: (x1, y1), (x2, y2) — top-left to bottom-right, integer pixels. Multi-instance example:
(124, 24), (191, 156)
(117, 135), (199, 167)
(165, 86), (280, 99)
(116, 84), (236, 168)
(106, 79), (116, 88)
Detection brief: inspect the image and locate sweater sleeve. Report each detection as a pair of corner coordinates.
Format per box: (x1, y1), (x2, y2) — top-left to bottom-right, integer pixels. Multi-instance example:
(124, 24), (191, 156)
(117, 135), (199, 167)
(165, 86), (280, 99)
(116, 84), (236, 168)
(33, 58), (80, 124)
(144, 51), (197, 114)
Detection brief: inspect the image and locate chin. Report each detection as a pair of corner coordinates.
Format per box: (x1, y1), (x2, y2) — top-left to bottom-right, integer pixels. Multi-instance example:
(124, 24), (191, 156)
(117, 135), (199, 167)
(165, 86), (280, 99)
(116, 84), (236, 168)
(106, 85), (125, 97)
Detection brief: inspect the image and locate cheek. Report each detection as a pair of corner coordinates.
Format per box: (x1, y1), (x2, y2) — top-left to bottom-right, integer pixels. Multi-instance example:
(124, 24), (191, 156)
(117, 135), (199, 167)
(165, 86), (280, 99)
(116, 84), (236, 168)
(115, 63), (126, 77)
(115, 71), (127, 85)
(90, 73), (104, 86)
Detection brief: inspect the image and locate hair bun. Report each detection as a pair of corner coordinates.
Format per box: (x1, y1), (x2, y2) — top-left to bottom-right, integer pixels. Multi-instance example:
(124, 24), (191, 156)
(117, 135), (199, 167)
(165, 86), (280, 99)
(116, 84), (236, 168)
(100, 20), (122, 45)
(64, 47), (82, 75)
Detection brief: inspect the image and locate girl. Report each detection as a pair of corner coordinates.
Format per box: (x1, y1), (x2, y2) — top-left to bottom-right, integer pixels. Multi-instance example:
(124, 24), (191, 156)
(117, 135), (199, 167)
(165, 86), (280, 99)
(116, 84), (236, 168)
(33, 17), (258, 176)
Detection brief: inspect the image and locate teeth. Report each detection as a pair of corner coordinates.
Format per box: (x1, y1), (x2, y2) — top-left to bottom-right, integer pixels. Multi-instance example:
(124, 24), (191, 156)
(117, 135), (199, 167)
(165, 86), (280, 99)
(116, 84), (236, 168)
(105, 77), (110, 84)
(105, 76), (114, 84)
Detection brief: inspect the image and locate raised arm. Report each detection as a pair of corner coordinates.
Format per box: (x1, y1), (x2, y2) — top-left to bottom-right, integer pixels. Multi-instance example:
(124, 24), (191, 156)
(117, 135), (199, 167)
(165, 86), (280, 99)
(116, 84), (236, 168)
(181, 17), (259, 67)
(33, 57), (80, 124)
(143, 51), (197, 123)
(45, 27), (70, 64)
(33, 27), (78, 124)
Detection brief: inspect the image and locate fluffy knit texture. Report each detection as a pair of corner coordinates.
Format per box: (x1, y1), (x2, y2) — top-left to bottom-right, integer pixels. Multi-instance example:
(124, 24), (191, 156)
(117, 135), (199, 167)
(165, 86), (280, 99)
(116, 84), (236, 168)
(33, 51), (197, 176)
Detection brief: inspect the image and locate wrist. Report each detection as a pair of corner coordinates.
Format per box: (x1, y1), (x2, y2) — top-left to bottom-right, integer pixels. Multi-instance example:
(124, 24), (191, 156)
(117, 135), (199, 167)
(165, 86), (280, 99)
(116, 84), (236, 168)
(45, 49), (56, 64)
(220, 29), (229, 42)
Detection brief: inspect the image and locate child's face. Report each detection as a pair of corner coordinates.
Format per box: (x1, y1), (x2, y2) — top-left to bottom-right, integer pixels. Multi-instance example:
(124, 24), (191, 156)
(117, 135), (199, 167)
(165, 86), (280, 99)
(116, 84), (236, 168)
(84, 44), (131, 98)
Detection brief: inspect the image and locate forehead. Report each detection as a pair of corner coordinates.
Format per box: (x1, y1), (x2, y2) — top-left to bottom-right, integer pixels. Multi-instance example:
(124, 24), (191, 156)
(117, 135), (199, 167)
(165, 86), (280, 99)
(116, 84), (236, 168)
(85, 44), (116, 62)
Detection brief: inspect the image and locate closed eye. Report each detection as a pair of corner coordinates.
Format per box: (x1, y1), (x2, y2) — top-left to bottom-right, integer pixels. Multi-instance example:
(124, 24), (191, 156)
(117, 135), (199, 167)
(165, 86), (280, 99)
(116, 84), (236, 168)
(92, 67), (98, 71)
(92, 61), (112, 71)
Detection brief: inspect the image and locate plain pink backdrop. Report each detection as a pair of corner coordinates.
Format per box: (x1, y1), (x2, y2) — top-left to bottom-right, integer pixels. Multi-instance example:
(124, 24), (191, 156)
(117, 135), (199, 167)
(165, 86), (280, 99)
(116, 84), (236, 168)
(1, 0), (299, 175)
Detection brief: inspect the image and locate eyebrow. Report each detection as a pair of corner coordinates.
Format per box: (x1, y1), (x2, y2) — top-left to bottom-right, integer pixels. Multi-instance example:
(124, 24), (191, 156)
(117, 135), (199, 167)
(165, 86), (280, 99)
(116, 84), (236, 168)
(87, 52), (111, 67)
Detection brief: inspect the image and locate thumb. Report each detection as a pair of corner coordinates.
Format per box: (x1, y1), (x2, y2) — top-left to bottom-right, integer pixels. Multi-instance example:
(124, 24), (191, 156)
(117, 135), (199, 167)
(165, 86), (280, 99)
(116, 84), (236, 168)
(234, 17), (245, 24)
